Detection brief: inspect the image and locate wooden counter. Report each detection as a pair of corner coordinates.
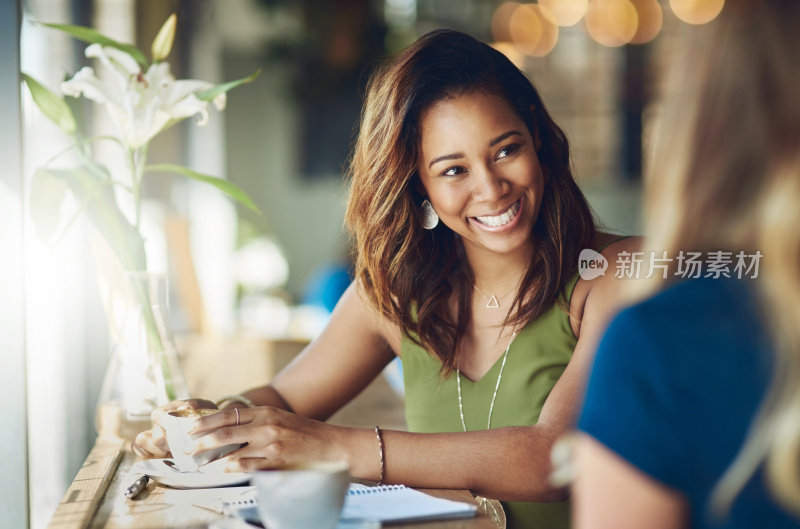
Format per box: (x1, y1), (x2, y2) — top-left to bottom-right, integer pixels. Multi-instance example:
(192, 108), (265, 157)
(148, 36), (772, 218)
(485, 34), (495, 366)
(47, 436), (503, 529)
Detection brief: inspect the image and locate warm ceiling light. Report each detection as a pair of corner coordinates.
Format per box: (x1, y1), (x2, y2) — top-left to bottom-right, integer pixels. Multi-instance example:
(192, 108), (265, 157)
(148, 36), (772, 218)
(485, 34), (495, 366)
(532, 5), (559, 56)
(510, 4), (542, 56)
(491, 2), (520, 42)
(669, 0), (725, 25)
(630, 0), (662, 44)
(539, 0), (588, 27)
(509, 4), (559, 57)
(585, 0), (639, 47)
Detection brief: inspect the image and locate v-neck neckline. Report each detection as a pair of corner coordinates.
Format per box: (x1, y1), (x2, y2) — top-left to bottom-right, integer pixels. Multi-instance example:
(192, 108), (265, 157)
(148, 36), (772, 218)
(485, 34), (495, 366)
(457, 327), (523, 384)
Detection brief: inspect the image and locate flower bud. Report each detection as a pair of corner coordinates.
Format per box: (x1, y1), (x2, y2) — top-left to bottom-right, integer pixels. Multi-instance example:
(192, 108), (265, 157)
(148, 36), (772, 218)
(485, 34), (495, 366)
(151, 13), (177, 63)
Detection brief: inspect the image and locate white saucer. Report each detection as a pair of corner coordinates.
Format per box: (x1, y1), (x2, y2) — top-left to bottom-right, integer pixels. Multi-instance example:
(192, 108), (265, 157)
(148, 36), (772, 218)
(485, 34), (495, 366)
(131, 458), (251, 489)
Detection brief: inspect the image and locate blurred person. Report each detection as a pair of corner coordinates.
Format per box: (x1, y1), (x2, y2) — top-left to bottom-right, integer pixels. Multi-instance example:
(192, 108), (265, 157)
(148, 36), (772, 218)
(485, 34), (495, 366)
(135, 29), (635, 529)
(302, 261), (352, 314)
(573, 1), (800, 528)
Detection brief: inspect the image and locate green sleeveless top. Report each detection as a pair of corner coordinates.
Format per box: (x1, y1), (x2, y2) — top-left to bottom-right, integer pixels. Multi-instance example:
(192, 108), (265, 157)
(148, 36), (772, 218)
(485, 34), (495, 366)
(401, 275), (579, 529)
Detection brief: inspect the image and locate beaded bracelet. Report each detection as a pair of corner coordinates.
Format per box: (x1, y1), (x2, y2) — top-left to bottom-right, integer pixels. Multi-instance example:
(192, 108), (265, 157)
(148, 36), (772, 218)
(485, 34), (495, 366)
(374, 426), (385, 485)
(215, 394), (256, 409)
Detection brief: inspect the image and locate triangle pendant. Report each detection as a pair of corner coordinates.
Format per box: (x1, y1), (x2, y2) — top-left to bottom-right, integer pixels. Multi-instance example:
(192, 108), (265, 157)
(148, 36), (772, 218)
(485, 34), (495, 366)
(486, 295), (500, 308)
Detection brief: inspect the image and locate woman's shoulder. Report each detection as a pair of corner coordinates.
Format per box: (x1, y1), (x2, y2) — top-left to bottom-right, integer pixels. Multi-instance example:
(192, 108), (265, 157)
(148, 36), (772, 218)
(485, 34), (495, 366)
(583, 232), (642, 292)
(339, 281), (405, 354)
(558, 233), (640, 339)
(568, 233), (642, 325)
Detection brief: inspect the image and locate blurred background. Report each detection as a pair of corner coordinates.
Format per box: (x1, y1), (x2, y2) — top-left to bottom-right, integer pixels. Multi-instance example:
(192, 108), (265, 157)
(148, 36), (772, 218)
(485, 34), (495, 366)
(1, 0), (725, 527)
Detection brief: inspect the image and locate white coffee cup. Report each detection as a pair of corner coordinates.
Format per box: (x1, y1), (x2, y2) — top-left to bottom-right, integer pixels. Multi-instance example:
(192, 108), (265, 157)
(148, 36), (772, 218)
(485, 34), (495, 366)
(253, 461), (351, 529)
(162, 408), (240, 472)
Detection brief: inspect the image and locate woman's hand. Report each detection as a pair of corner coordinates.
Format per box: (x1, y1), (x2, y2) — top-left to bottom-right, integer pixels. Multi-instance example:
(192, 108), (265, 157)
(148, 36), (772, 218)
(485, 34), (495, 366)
(186, 406), (350, 472)
(130, 398), (217, 459)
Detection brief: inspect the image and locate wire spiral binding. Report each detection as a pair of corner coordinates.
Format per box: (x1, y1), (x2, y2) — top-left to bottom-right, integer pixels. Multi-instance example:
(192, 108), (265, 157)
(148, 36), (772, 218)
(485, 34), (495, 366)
(347, 484), (406, 495)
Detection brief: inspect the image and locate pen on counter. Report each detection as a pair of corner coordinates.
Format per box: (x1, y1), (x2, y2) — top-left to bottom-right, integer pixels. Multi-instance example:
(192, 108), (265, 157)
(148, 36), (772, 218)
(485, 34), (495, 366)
(124, 475), (150, 499)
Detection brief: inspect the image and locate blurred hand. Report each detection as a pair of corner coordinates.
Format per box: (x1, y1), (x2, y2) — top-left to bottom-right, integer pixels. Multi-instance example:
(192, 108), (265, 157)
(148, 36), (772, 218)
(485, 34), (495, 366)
(186, 406), (347, 472)
(130, 398), (217, 459)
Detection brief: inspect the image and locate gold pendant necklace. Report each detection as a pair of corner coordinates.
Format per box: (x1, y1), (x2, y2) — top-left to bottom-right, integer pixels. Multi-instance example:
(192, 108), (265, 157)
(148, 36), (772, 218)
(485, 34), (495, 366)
(456, 331), (517, 431)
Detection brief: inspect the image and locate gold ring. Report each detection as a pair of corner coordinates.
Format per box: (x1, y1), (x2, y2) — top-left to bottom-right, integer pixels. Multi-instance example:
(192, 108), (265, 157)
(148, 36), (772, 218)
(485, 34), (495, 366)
(235, 407), (240, 427)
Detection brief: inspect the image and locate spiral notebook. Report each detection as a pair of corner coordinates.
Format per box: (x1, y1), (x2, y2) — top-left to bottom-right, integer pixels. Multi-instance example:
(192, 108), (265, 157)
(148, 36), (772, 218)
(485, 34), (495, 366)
(226, 483), (477, 524)
(341, 484), (477, 523)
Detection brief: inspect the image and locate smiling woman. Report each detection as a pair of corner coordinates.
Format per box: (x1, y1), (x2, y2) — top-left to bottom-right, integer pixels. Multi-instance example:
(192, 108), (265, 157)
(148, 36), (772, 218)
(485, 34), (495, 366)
(347, 30), (600, 378)
(133, 29), (637, 529)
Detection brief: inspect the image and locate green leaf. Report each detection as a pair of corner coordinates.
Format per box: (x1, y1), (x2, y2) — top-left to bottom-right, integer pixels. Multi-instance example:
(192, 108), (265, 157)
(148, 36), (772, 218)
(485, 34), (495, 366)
(195, 69), (261, 102)
(39, 22), (148, 67)
(146, 164), (261, 213)
(38, 164), (147, 271)
(22, 73), (77, 135)
(151, 13), (177, 63)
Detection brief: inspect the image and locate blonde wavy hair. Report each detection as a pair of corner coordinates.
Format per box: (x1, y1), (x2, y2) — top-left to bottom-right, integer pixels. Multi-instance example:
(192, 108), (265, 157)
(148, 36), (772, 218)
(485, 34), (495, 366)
(345, 30), (595, 374)
(641, 0), (800, 516)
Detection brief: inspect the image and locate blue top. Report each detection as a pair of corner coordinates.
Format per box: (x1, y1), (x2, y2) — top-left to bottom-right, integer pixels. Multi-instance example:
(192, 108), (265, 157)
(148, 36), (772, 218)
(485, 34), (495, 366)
(578, 277), (800, 528)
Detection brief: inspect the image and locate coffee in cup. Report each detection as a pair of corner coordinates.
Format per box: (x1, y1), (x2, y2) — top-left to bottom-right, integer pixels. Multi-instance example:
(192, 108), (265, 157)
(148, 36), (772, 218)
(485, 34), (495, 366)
(162, 407), (240, 472)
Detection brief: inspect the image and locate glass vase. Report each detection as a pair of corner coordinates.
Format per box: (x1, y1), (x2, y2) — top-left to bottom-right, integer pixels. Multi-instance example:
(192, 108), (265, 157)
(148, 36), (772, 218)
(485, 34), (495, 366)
(95, 271), (189, 440)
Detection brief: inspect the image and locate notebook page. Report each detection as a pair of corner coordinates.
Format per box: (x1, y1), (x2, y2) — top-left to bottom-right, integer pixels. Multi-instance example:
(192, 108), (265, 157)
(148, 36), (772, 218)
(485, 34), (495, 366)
(341, 484), (477, 523)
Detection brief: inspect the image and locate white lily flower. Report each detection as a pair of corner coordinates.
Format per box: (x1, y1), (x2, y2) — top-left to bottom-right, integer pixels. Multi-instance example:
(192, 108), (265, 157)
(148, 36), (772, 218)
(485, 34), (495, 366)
(61, 43), (225, 150)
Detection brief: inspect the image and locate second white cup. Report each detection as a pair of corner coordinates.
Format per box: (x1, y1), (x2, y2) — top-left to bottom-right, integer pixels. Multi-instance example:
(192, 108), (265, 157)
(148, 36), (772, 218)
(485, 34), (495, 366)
(253, 461), (351, 529)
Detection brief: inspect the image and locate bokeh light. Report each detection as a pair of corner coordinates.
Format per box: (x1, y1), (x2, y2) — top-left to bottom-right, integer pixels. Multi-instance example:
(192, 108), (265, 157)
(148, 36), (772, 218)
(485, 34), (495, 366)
(585, 0), (639, 47)
(509, 4), (559, 57)
(539, 0), (588, 27)
(669, 0), (725, 25)
(491, 2), (520, 42)
(491, 41), (526, 69)
(630, 0), (662, 44)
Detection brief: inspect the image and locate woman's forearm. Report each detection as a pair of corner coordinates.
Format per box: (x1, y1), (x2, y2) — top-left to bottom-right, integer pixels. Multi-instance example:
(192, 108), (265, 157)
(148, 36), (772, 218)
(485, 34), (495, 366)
(333, 424), (567, 502)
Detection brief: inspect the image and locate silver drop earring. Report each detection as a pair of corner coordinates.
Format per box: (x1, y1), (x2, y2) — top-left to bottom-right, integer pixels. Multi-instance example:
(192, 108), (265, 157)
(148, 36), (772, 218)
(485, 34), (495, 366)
(421, 199), (439, 230)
